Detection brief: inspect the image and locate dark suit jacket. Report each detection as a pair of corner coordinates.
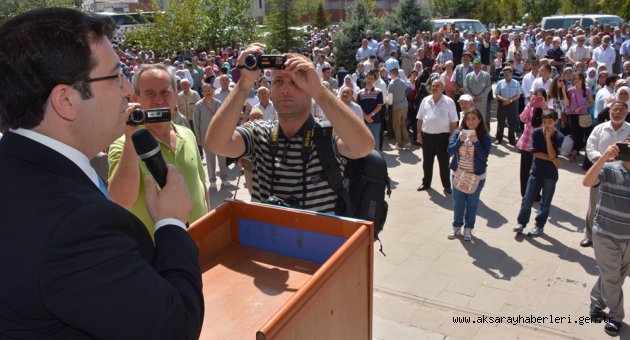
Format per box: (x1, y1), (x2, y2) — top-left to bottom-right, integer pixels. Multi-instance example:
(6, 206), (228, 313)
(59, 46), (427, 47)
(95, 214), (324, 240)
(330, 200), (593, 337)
(0, 132), (204, 339)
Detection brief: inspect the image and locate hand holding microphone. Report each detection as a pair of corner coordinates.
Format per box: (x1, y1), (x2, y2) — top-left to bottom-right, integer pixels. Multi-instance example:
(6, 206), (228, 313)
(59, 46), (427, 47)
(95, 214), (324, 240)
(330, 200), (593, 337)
(132, 130), (192, 224)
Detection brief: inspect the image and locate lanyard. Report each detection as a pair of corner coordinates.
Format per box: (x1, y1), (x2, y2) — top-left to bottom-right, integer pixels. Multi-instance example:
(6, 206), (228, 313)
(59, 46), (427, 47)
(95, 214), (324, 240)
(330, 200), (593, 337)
(269, 116), (315, 208)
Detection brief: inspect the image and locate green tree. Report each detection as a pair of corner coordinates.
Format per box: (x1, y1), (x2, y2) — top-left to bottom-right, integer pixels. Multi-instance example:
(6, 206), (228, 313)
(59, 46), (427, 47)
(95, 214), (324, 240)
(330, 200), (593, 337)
(522, 0), (560, 22)
(124, 0), (255, 52)
(622, 0), (630, 20)
(430, 0), (479, 19)
(333, 1), (376, 74)
(264, 0), (306, 52)
(375, 0), (431, 36)
(311, 1), (330, 30)
(0, 0), (78, 25)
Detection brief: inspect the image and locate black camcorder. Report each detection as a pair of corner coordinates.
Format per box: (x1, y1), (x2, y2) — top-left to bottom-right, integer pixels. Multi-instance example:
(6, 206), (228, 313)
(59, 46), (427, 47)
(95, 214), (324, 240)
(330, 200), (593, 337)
(127, 108), (171, 126)
(241, 54), (286, 71)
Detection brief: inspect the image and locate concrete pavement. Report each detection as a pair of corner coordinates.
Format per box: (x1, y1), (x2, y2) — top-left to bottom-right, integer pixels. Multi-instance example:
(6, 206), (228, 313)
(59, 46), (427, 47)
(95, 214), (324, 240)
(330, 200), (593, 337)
(209, 119), (628, 340)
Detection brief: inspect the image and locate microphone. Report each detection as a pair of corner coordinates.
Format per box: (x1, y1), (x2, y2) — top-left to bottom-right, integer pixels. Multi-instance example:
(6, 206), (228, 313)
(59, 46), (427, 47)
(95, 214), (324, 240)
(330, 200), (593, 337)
(132, 129), (167, 188)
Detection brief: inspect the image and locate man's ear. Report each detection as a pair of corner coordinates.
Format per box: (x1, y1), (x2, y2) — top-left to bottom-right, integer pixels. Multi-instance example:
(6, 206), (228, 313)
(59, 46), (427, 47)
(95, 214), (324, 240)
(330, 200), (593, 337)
(49, 84), (80, 122)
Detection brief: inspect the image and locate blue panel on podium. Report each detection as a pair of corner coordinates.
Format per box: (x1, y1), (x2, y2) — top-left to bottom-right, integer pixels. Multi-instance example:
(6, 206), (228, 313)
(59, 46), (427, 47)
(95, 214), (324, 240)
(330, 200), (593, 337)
(238, 218), (346, 264)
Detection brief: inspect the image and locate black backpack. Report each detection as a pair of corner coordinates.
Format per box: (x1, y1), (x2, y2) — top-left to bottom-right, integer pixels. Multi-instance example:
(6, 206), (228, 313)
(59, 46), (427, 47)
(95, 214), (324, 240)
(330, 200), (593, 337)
(314, 122), (391, 254)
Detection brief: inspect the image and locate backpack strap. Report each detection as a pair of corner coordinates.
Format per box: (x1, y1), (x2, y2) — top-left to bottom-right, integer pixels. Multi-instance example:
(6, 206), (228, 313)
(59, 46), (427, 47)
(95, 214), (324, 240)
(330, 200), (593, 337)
(313, 121), (352, 216)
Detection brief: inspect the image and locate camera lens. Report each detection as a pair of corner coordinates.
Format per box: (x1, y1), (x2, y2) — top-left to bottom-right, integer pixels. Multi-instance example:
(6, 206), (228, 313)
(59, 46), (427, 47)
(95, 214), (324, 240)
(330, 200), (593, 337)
(243, 55), (258, 70)
(128, 109), (145, 125)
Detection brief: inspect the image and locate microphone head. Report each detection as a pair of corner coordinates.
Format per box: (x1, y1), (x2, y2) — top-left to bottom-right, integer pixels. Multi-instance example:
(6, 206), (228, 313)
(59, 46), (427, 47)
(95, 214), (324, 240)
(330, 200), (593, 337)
(131, 129), (160, 159)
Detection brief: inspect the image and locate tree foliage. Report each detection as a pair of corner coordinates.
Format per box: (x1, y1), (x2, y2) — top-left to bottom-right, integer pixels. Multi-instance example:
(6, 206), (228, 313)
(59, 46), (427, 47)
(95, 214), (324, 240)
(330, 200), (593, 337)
(0, 0), (79, 25)
(124, 0), (256, 52)
(311, 1), (330, 30)
(333, 1), (376, 74)
(376, 0), (431, 36)
(264, 0), (307, 52)
(430, 0), (479, 19)
(522, 0), (561, 23)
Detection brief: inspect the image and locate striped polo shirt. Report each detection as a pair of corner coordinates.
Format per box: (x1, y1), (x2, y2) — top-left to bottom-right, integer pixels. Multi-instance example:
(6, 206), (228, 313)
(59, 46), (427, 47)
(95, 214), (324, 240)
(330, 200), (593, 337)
(593, 162), (630, 240)
(236, 119), (346, 213)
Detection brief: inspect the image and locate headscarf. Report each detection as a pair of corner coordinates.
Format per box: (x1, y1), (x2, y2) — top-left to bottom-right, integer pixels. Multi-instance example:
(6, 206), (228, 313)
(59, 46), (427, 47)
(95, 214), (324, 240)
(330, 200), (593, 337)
(586, 67), (597, 85)
(343, 75), (359, 100)
(614, 86), (630, 109)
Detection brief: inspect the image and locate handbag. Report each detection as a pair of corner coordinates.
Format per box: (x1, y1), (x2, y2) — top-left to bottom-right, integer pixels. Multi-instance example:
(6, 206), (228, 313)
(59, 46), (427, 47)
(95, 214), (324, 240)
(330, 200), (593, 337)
(578, 114), (592, 128)
(453, 168), (480, 194)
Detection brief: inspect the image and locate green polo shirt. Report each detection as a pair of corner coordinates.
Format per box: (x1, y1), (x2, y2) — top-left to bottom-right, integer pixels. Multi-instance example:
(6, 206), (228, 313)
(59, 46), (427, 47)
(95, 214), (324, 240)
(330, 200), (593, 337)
(108, 124), (207, 238)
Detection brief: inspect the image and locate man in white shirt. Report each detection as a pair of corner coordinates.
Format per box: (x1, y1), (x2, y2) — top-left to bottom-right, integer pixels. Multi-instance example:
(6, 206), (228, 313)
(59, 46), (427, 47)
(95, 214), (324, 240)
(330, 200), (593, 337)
(521, 58), (540, 106)
(252, 87), (275, 122)
(595, 74), (620, 115)
(535, 35), (554, 60)
(580, 101), (630, 247)
(530, 64), (553, 93)
(567, 35), (591, 65)
(416, 79), (458, 193)
(593, 36), (616, 74)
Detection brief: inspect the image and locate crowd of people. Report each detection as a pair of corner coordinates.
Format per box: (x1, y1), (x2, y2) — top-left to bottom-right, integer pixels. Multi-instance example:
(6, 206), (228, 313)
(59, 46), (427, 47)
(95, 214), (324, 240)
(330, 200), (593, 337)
(3, 9), (630, 338)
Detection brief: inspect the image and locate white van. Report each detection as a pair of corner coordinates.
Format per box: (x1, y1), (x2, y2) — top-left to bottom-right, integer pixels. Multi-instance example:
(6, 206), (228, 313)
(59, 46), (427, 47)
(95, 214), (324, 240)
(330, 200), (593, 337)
(541, 14), (623, 30)
(431, 19), (487, 34)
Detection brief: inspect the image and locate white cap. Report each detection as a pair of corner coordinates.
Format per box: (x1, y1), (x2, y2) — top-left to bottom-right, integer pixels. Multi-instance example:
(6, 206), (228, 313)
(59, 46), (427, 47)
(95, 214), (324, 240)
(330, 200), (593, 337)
(458, 94), (474, 102)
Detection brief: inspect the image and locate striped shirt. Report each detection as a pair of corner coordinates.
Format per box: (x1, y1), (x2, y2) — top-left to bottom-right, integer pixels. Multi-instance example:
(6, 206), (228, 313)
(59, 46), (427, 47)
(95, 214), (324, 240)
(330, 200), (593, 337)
(593, 162), (630, 240)
(236, 119), (346, 213)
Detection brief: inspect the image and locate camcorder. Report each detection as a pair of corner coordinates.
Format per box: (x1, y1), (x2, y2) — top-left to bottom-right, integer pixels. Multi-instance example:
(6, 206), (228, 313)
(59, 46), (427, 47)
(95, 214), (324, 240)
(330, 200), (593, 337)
(263, 195), (300, 209)
(241, 54), (286, 71)
(616, 142), (630, 161)
(127, 108), (171, 126)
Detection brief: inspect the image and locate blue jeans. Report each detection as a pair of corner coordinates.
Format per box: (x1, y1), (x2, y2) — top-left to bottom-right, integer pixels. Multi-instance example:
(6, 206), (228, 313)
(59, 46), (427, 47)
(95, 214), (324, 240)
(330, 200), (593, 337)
(452, 177), (486, 229)
(517, 175), (557, 228)
(367, 122), (381, 150)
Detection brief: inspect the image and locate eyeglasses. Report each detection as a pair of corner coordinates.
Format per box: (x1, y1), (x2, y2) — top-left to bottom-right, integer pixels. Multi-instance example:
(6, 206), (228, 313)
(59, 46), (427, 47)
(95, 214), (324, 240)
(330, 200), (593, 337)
(78, 63), (125, 87)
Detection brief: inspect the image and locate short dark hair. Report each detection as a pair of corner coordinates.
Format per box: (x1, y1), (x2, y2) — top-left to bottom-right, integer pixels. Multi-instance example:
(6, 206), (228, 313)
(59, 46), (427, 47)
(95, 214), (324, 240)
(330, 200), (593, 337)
(542, 109), (559, 121)
(0, 8), (116, 129)
(606, 74), (621, 87)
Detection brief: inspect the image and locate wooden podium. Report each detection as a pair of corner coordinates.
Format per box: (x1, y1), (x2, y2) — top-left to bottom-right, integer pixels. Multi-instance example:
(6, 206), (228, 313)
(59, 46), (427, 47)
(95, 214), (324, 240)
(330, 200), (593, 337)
(187, 200), (373, 340)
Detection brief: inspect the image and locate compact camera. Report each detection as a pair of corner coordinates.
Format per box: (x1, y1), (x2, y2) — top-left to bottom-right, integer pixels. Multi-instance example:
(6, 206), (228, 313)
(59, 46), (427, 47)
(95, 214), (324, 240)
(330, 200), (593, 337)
(242, 54), (286, 71)
(127, 108), (171, 126)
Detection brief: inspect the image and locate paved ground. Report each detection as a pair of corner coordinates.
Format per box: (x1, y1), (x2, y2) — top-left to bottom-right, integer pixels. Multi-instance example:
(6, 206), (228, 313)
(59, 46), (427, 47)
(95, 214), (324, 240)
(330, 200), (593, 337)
(208, 117), (630, 340)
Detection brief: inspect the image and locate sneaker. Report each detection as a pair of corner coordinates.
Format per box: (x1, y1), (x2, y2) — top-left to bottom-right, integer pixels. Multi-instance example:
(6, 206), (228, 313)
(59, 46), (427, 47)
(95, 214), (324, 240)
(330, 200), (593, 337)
(447, 227), (461, 239)
(403, 143), (412, 150)
(463, 228), (472, 241)
(513, 224), (525, 233)
(589, 304), (606, 323)
(604, 320), (622, 336)
(528, 226), (544, 237)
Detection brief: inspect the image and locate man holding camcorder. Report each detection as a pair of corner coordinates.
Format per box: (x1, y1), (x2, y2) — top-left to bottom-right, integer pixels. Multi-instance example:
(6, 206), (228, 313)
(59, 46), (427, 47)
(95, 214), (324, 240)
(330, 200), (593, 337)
(108, 64), (209, 237)
(204, 43), (374, 212)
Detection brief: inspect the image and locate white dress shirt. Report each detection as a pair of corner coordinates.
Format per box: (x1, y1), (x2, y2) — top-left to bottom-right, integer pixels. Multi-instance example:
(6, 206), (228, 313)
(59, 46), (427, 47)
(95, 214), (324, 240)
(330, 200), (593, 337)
(416, 95), (458, 134)
(586, 121), (630, 161)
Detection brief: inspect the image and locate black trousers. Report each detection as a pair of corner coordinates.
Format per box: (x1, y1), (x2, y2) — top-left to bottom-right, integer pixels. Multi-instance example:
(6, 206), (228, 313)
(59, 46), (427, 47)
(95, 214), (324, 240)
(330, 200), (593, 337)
(421, 132), (451, 189)
(496, 102), (518, 143)
(568, 115), (586, 152)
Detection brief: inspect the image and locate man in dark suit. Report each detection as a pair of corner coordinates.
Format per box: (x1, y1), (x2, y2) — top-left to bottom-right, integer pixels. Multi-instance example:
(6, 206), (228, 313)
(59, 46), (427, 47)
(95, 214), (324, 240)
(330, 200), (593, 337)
(0, 8), (204, 339)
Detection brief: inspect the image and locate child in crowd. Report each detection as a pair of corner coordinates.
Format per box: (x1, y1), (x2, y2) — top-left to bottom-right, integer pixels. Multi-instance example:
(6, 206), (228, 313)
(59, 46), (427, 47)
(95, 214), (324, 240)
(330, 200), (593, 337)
(514, 110), (564, 237)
